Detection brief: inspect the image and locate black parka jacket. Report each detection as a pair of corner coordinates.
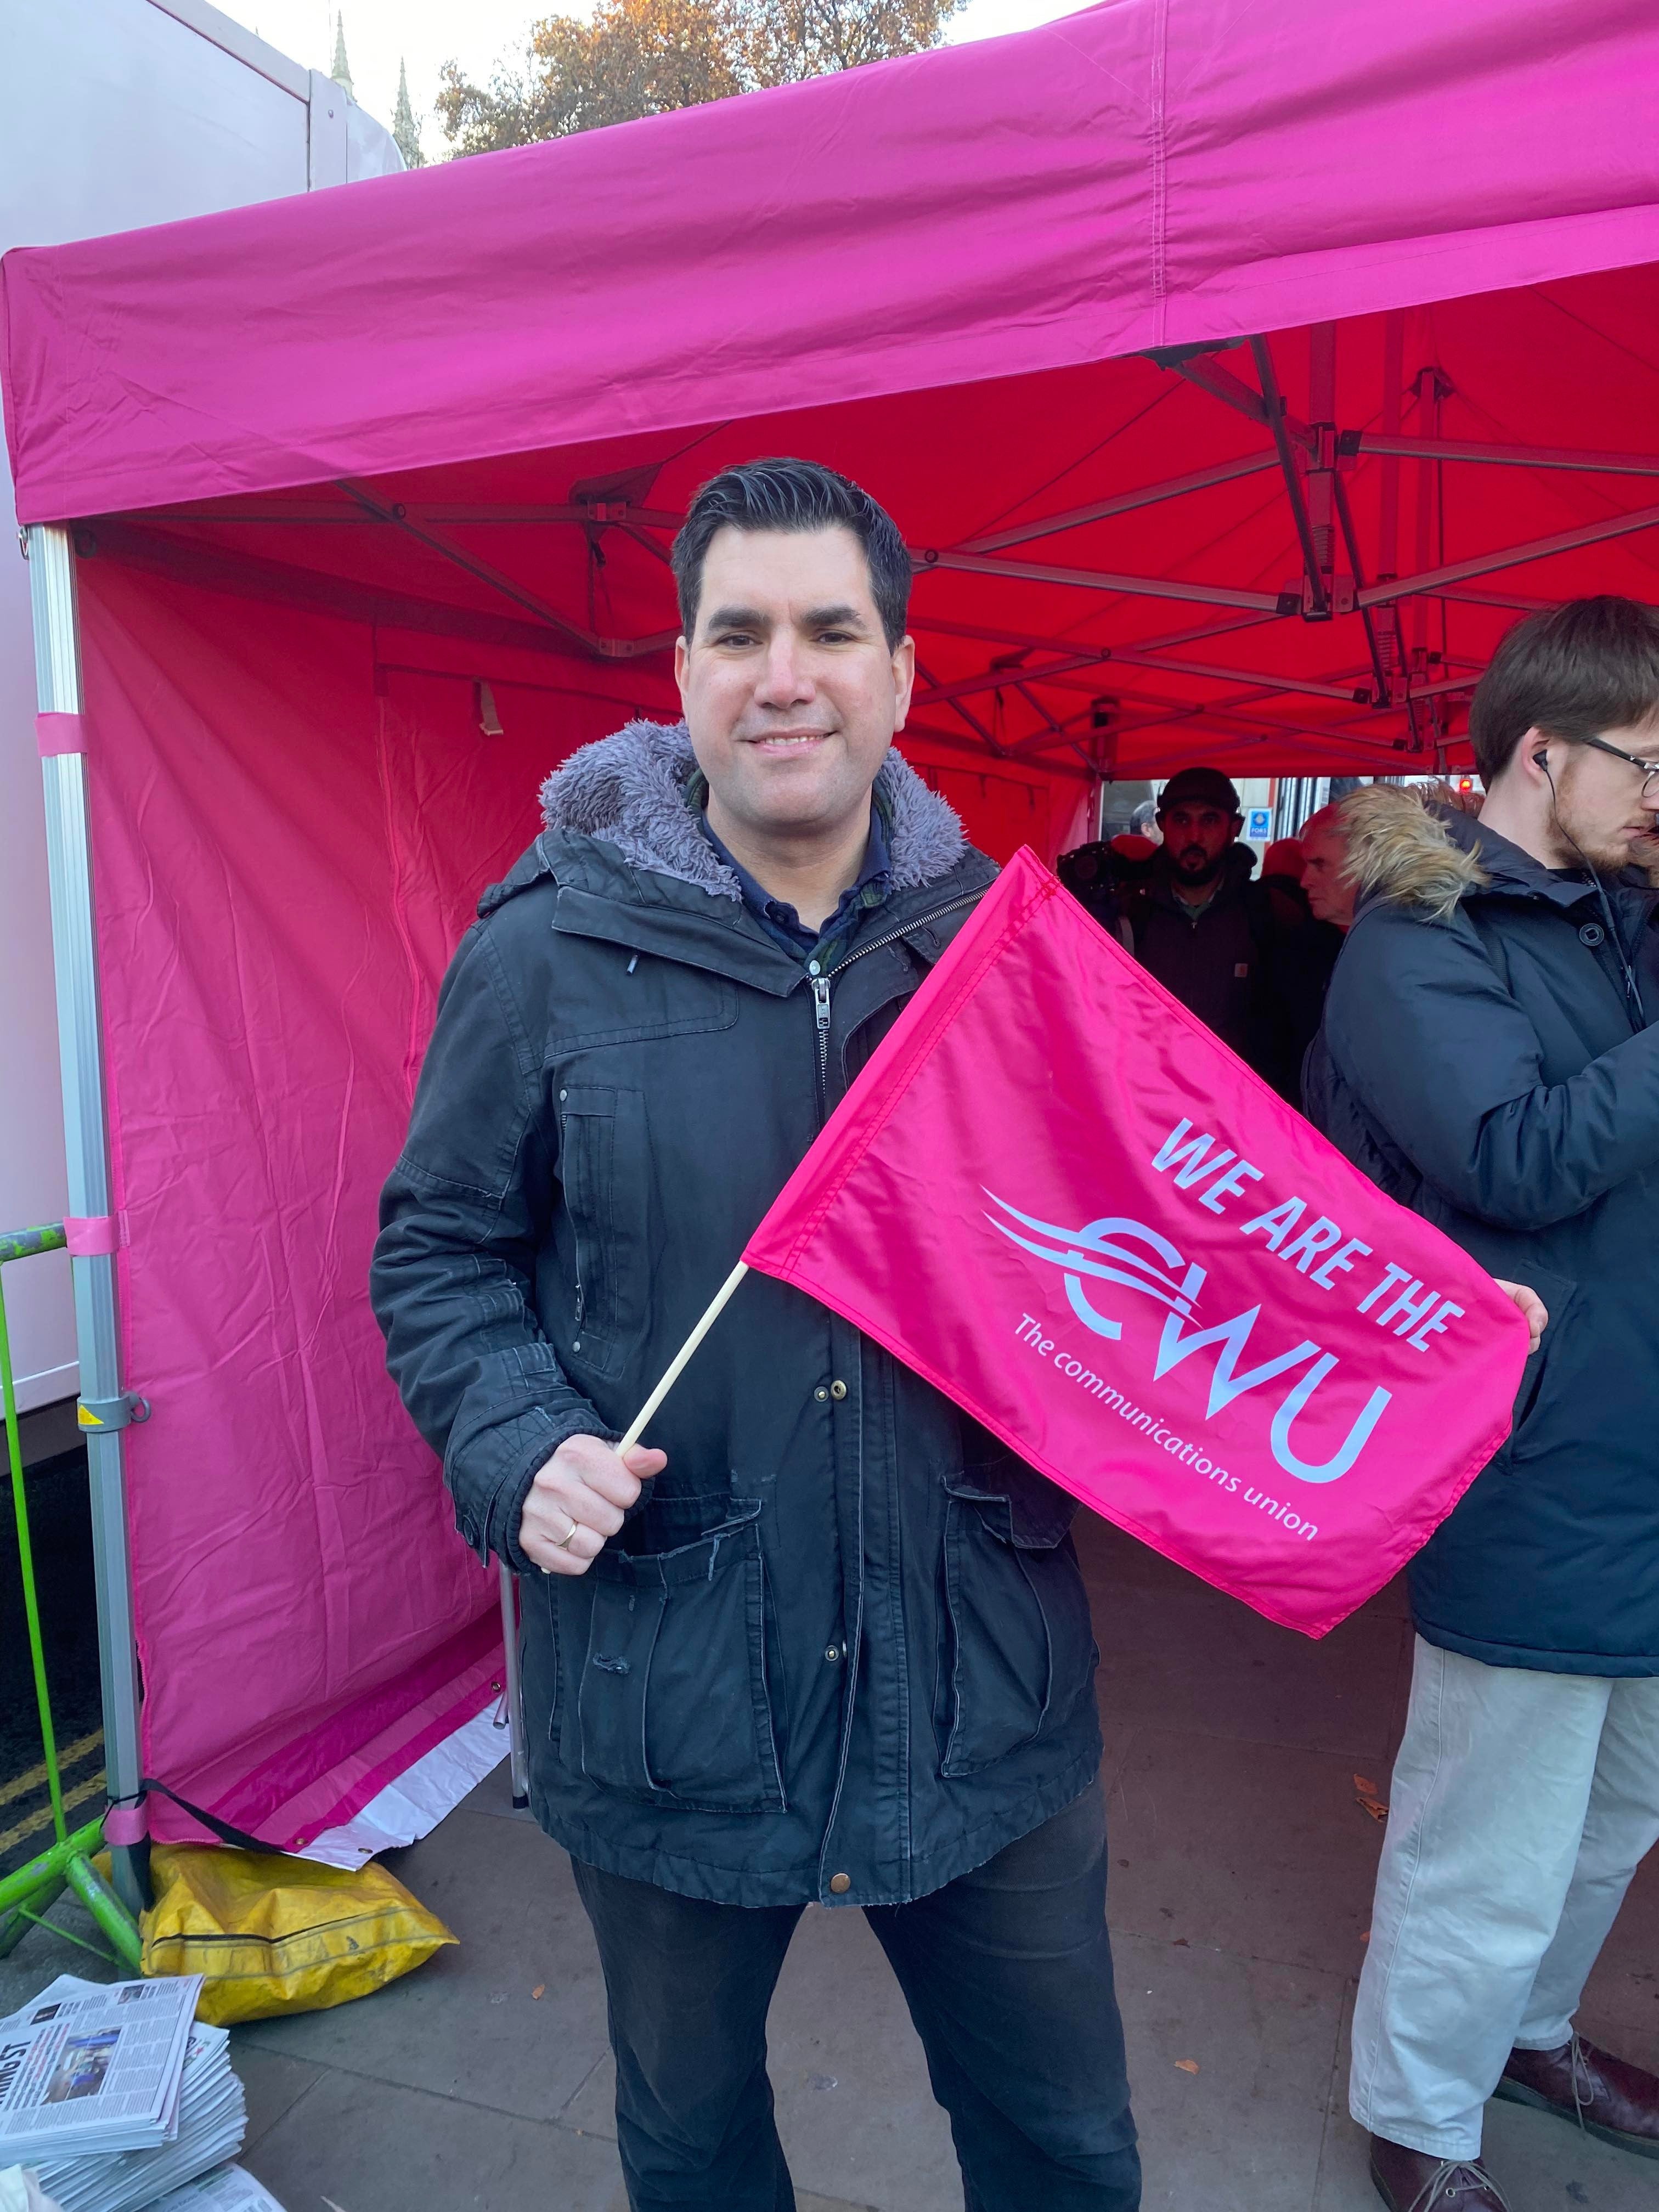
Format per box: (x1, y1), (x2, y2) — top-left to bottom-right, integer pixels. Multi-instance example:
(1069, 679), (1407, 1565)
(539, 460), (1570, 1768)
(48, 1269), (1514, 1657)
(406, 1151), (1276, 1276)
(1306, 789), (1659, 1675)
(1120, 846), (1311, 1097)
(371, 722), (1101, 1905)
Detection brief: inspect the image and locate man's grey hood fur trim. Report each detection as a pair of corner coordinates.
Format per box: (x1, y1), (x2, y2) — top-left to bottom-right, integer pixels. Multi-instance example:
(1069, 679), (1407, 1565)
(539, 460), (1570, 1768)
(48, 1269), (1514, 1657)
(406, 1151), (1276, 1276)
(538, 718), (967, 899)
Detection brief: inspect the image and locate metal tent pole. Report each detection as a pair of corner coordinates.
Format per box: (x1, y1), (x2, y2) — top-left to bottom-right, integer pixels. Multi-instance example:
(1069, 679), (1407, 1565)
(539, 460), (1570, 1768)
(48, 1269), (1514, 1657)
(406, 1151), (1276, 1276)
(1307, 323), (1338, 601)
(27, 524), (149, 1918)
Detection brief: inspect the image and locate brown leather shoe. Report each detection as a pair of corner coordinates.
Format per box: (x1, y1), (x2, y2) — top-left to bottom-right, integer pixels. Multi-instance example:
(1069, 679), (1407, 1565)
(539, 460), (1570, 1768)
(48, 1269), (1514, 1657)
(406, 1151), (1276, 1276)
(1368, 2134), (1511, 2210)
(1496, 2034), (1659, 2159)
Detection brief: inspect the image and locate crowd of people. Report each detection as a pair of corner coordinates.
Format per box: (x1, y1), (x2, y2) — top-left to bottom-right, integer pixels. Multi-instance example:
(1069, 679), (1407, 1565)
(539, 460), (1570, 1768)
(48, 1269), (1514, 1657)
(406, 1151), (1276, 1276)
(372, 456), (1659, 2212)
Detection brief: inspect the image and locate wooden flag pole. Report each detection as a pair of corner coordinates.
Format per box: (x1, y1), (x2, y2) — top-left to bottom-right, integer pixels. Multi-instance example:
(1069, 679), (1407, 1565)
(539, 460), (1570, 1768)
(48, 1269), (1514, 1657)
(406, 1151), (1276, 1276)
(616, 1259), (751, 1454)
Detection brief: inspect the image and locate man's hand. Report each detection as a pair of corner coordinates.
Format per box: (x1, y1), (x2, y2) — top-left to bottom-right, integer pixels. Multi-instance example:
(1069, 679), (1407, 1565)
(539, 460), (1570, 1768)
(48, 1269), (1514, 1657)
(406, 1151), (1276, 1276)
(519, 1434), (667, 1576)
(1495, 1278), (1548, 1354)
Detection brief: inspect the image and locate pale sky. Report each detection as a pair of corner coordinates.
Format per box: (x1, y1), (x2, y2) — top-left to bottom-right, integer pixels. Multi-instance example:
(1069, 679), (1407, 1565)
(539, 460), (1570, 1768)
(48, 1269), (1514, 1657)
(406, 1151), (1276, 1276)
(229, 0), (1088, 161)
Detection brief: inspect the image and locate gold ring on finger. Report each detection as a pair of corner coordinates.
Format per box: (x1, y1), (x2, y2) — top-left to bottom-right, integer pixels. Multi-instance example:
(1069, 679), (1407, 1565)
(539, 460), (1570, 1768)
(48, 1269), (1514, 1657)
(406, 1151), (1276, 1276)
(556, 1515), (582, 1548)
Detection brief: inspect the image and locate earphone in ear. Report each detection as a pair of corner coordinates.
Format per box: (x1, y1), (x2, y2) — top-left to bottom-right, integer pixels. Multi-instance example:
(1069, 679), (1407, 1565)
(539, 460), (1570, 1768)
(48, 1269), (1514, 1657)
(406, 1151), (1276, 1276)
(1531, 743), (1645, 1017)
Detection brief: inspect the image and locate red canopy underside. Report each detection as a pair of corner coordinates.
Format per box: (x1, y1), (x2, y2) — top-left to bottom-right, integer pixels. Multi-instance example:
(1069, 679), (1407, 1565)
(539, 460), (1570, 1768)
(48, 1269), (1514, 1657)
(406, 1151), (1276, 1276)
(77, 260), (1659, 802)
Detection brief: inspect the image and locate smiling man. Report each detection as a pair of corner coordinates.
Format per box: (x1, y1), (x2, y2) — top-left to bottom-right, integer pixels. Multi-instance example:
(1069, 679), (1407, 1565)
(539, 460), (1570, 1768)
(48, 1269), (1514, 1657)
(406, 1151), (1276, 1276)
(371, 460), (1140, 2211)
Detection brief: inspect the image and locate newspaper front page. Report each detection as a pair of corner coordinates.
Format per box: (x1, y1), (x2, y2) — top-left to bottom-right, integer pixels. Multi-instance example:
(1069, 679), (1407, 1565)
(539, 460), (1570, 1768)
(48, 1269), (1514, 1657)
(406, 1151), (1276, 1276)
(0, 1979), (200, 2162)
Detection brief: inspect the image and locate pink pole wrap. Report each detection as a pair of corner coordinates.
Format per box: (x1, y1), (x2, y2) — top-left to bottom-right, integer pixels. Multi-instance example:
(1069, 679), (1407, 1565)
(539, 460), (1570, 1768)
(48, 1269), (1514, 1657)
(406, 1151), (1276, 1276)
(102, 1802), (149, 1846)
(65, 1215), (123, 1256)
(37, 712), (86, 757)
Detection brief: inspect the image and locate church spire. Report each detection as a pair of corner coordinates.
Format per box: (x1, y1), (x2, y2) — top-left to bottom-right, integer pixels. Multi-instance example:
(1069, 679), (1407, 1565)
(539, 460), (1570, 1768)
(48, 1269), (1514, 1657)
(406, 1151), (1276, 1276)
(329, 13), (354, 100)
(392, 58), (425, 168)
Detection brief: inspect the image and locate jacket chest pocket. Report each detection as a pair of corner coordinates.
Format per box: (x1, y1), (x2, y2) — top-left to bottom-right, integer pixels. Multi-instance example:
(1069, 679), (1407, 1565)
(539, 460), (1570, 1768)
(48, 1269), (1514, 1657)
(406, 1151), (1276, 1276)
(938, 1477), (1096, 1778)
(558, 1085), (647, 1378)
(569, 1501), (785, 1813)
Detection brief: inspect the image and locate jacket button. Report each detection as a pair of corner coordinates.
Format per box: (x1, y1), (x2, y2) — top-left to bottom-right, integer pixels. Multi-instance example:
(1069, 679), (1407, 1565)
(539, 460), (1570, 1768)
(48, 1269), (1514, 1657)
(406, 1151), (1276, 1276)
(828, 1872), (852, 1894)
(830, 1380), (848, 1401)
(1579, 922), (1606, 947)
(814, 1386), (829, 1402)
(825, 1644), (841, 1662)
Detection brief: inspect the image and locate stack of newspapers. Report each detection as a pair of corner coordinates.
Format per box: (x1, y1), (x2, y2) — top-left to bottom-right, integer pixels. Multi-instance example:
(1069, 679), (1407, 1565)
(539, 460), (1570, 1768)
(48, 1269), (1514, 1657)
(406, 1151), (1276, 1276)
(0, 1976), (248, 2212)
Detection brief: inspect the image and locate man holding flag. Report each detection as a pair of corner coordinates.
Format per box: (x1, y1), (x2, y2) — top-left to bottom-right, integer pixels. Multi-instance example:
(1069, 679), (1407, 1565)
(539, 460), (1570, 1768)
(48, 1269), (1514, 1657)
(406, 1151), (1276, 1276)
(371, 460), (1139, 2211)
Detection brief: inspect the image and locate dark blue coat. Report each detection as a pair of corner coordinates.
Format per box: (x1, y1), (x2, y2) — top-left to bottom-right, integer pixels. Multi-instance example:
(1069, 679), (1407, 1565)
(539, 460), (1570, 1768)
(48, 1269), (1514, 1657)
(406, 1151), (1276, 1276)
(1307, 794), (1659, 1674)
(371, 723), (1101, 1905)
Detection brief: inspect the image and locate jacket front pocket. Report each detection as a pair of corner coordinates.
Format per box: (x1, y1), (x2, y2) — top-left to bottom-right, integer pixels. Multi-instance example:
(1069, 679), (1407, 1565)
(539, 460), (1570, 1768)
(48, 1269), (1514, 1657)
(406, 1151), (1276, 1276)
(1499, 1266), (1578, 1468)
(557, 1085), (648, 1379)
(573, 1502), (785, 1813)
(957, 1429), (1081, 1547)
(939, 1483), (1096, 1778)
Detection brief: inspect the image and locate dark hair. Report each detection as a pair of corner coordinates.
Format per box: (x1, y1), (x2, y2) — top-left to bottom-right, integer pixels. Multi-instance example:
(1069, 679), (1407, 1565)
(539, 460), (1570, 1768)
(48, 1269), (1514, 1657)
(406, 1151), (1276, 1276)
(1469, 596), (1659, 783)
(670, 458), (911, 650)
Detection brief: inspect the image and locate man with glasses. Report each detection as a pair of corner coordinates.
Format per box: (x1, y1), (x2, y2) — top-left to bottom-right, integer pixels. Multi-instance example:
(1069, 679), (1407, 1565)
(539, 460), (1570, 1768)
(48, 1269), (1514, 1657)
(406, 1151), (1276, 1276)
(1306, 596), (1659, 2210)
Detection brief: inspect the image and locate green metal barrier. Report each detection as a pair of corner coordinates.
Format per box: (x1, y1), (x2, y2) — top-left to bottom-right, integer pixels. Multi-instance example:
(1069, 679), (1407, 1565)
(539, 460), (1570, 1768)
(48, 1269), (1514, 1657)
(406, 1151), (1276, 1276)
(0, 1224), (142, 1967)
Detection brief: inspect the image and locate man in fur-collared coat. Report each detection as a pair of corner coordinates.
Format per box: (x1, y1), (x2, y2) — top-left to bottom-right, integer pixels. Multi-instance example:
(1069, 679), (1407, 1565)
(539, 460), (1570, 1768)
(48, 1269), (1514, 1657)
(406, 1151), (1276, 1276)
(1307, 597), (1659, 2212)
(371, 460), (1139, 2212)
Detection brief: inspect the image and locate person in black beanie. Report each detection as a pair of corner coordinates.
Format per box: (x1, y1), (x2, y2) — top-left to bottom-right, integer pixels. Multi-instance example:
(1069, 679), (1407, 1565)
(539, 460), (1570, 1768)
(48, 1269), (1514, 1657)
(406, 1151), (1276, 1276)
(1115, 765), (1310, 1096)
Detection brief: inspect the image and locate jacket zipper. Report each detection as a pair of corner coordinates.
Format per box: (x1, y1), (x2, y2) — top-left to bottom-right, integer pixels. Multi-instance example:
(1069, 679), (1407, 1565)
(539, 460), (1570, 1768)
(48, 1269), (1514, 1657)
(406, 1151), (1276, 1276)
(808, 887), (981, 1887)
(810, 892), (982, 1094)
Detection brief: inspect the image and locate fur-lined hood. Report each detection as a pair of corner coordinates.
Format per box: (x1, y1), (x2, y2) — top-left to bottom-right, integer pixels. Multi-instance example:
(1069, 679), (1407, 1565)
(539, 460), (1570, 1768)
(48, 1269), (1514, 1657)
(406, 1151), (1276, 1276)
(1338, 785), (1488, 922)
(537, 718), (967, 900)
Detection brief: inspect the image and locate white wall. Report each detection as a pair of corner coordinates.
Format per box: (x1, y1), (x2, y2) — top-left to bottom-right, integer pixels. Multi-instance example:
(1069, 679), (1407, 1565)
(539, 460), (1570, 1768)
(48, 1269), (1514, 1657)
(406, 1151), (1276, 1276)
(1, 0), (399, 1409)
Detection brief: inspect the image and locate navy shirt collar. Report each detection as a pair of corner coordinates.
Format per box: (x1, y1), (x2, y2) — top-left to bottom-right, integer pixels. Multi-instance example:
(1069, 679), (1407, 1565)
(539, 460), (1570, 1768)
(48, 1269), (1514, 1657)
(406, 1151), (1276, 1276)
(699, 803), (892, 960)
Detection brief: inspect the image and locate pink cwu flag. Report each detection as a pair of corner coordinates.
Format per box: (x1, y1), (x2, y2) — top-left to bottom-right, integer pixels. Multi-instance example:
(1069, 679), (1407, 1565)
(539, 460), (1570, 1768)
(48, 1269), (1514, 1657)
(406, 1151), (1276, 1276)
(743, 848), (1530, 1637)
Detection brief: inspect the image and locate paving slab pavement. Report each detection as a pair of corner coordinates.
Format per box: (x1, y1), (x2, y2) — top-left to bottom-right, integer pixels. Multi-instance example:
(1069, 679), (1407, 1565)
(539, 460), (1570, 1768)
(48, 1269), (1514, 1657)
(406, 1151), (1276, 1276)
(235, 1804), (614, 2122)
(4, 1514), (1656, 2211)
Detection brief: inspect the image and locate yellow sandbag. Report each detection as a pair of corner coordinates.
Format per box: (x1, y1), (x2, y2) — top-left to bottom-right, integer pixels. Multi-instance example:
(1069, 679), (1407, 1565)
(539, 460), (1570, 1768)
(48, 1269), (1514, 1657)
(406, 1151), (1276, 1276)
(136, 1843), (456, 2025)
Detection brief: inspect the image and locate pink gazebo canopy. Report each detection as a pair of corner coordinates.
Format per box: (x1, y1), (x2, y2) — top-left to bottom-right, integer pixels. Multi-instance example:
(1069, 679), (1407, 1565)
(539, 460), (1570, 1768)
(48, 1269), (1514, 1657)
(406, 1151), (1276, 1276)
(4, 0), (1658, 1841)
(7, 0), (1659, 527)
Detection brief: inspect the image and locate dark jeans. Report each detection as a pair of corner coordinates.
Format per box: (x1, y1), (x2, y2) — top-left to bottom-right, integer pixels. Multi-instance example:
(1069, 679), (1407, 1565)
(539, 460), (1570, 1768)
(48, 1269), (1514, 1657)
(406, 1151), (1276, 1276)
(571, 1781), (1140, 2211)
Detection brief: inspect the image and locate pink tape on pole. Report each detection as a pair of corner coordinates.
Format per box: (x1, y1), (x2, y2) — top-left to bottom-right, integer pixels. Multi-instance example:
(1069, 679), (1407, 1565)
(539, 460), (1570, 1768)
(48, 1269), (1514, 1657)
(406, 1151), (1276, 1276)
(65, 1214), (125, 1256)
(37, 711), (86, 757)
(102, 1802), (149, 1846)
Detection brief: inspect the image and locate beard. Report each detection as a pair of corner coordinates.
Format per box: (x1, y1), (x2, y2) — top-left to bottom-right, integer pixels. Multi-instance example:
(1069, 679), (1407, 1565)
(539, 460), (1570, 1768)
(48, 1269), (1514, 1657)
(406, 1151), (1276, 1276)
(1554, 802), (1651, 876)
(1173, 843), (1222, 883)
(1543, 752), (1653, 874)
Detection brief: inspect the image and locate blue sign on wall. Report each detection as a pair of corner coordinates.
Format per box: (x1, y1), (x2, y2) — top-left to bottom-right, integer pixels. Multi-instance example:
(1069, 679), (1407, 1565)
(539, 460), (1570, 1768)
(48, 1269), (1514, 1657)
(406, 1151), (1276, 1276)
(1246, 808), (1272, 842)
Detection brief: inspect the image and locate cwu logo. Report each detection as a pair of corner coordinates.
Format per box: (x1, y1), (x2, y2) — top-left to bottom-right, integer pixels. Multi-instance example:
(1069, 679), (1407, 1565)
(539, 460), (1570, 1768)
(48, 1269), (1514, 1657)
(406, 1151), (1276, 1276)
(983, 1192), (1390, 1485)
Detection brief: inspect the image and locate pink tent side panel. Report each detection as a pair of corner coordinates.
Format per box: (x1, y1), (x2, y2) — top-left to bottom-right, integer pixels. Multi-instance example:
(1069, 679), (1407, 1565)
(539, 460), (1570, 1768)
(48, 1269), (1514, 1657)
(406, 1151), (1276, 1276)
(80, 560), (623, 1843)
